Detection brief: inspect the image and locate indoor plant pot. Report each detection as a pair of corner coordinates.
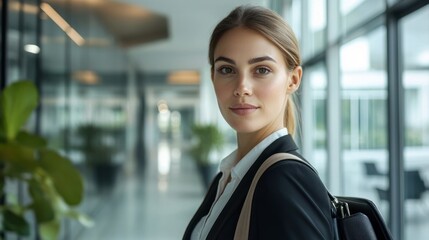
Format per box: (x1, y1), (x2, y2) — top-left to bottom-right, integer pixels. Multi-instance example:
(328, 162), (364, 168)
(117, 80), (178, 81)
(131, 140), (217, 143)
(189, 124), (224, 189)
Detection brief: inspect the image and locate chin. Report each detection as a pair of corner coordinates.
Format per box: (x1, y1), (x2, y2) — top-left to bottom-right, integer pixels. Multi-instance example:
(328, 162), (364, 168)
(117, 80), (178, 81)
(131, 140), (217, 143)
(228, 121), (261, 134)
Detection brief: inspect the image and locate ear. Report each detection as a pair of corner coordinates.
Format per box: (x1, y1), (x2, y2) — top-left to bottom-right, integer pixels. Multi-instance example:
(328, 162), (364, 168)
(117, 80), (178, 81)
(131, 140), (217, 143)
(286, 66), (302, 94)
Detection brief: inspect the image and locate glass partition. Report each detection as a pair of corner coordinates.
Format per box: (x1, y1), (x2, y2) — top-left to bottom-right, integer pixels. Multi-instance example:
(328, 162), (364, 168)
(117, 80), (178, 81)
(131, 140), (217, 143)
(302, 0), (326, 59)
(339, 0), (385, 34)
(281, 0), (302, 42)
(40, 1), (68, 152)
(305, 62), (328, 182)
(400, 4), (429, 240)
(340, 26), (388, 217)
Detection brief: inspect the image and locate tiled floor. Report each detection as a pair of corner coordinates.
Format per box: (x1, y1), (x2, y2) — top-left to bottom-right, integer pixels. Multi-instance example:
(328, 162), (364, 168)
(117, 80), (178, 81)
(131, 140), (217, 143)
(75, 140), (205, 240)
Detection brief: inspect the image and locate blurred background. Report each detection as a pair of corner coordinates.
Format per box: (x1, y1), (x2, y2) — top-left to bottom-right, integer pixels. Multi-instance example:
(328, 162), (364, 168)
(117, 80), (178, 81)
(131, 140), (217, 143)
(1, 0), (428, 239)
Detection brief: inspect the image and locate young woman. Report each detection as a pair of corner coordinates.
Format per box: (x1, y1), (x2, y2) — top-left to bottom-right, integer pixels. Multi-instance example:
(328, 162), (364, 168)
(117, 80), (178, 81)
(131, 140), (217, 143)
(184, 5), (335, 240)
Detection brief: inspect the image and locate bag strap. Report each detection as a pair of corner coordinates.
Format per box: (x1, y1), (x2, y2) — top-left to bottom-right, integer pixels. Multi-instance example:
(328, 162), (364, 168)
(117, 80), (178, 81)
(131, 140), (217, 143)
(234, 152), (314, 239)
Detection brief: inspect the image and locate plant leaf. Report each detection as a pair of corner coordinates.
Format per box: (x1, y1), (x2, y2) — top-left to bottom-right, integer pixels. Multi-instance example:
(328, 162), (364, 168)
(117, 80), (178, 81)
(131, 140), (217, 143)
(0, 143), (38, 172)
(16, 131), (47, 148)
(28, 180), (55, 223)
(28, 178), (45, 200)
(3, 209), (30, 236)
(32, 198), (56, 223)
(64, 209), (94, 227)
(0, 80), (38, 141)
(39, 149), (83, 206)
(39, 220), (60, 240)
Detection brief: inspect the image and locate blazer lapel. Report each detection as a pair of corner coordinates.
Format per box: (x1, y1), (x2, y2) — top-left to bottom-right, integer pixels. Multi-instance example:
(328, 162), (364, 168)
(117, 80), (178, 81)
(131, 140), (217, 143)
(206, 135), (299, 239)
(183, 173), (222, 239)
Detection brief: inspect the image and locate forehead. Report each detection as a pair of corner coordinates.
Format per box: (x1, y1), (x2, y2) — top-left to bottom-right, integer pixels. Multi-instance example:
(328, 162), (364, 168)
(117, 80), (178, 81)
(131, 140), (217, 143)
(214, 27), (285, 64)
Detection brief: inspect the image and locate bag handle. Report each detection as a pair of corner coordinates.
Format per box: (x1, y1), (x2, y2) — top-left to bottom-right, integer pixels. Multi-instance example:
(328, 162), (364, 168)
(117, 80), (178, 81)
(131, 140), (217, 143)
(234, 152), (309, 239)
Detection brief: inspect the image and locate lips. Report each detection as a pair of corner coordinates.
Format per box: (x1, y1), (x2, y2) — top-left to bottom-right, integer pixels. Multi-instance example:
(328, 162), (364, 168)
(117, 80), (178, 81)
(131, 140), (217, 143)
(229, 103), (259, 115)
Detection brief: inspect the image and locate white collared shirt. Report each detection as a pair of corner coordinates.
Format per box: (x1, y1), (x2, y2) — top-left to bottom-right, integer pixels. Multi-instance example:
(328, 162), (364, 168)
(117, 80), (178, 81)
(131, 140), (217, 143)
(191, 128), (288, 240)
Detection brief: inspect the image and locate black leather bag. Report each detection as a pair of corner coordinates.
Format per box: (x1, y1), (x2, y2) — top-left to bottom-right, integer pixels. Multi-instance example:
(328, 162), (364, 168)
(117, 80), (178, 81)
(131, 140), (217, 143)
(332, 196), (392, 240)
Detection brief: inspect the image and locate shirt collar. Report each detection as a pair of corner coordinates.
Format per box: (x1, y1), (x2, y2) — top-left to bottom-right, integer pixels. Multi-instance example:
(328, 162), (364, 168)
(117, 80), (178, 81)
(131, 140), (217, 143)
(219, 128), (288, 181)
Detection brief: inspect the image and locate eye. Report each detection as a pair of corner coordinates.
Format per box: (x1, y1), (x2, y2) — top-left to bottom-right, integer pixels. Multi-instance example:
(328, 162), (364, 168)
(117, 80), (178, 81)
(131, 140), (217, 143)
(255, 67), (271, 75)
(217, 66), (235, 74)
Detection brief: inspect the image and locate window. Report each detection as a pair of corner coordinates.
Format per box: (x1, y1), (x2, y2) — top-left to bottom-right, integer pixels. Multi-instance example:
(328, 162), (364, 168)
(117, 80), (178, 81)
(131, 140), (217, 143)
(281, 0), (302, 42)
(302, 0), (327, 59)
(400, 5), (429, 240)
(339, 0), (385, 34)
(340, 27), (388, 215)
(304, 62), (328, 182)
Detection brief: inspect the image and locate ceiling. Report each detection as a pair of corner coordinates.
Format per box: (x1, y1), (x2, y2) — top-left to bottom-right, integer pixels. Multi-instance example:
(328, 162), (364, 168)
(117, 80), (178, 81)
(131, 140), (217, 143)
(119, 0), (269, 74)
(121, 0), (267, 72)
(42, 0), (270, 74)
(37, 0), (269, 76)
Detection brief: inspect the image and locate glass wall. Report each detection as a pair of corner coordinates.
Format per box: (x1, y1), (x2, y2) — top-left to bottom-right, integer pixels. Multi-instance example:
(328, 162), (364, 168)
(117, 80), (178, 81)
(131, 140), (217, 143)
(400, 4), (429, 240)
(339, 0), (384, 34)
(280, 0), (429, 239)
(1, 0), (136, 239)
(302, 0), (326, 59)
(281, 0), (301, 41)
(40, 0), (68, 151)
(40, 1), (134, 238)
(4, 1), (40, 239)
(340, 26), (389, 218)
(303, 63), (328, 182)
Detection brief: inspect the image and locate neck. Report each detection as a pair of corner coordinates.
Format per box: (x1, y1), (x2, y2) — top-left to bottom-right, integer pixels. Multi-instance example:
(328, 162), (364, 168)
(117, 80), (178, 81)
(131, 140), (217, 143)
(235, 127), (283, 160)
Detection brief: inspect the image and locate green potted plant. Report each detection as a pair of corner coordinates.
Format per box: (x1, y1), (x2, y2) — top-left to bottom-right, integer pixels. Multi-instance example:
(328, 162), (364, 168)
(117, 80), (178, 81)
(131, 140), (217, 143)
(0, 80), (91, 239)
(74, 124), (118, 191)
(189, 124), (224, 189)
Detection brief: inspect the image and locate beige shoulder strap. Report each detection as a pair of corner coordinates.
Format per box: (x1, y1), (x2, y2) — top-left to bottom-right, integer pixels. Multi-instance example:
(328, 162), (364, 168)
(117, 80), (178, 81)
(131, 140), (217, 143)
(233, 152), (304, 240)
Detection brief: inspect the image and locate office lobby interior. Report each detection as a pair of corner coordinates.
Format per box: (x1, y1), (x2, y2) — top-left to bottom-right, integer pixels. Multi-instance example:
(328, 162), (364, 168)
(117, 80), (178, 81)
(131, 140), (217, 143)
(1, 0), (429, 239)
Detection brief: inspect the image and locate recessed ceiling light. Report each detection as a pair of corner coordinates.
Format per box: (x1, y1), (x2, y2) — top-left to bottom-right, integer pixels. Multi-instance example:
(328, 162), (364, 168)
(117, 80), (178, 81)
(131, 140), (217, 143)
(24, 44), (40, 54)
(72, 71), (100, 84)
(168, 71), (200, 84)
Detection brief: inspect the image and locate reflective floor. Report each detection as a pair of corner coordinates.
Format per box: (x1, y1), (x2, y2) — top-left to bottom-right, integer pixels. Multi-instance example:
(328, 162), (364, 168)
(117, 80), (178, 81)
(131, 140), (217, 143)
(75, 139), (205, 240)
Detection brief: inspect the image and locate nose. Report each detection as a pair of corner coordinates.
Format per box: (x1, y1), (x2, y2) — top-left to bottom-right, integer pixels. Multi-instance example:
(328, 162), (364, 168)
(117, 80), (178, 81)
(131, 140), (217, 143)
(233, 75), (252, 97)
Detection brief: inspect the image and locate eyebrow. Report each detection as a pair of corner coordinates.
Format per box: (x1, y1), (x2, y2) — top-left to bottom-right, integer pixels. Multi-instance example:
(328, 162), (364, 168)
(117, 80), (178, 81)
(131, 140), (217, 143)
(214, 56), (235, 64)
(214, 56), (277, 65)
(248, 56), (277, 64)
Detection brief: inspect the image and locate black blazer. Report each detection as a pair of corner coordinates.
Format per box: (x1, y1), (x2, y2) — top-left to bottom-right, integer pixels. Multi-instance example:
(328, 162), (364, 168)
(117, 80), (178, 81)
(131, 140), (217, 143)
(183, 135), (335, 240)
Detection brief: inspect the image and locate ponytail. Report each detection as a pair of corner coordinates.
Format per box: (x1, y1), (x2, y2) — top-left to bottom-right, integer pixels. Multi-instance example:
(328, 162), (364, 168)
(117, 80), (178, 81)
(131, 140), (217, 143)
(285, 96), (298, 136)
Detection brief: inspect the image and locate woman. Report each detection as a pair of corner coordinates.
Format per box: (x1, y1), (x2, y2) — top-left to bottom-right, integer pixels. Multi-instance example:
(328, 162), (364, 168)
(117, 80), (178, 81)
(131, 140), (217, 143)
(184, 5), (335, 240)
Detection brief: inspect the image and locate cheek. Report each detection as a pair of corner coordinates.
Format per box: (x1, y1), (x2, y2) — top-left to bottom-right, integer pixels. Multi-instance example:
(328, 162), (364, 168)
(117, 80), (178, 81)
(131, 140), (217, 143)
(258, 79), (287, 100)
(213, 83), (229, 104)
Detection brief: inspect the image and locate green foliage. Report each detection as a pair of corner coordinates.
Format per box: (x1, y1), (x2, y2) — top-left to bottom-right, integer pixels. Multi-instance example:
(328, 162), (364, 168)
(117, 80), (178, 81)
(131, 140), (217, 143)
(190, 124), (224, 165)
(0, 80), (92, 239)
(74, 124), (117, 166)
(0, 81), (38, 141)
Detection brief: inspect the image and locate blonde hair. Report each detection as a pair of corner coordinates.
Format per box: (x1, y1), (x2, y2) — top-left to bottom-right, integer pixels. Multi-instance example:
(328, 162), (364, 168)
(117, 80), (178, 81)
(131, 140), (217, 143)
(209, 5), (301, 135)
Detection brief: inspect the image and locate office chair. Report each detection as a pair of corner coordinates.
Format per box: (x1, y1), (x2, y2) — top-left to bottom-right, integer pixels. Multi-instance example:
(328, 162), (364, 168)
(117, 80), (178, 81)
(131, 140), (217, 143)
(376, 170), (428, 202)
(364, 162), (386, 177)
